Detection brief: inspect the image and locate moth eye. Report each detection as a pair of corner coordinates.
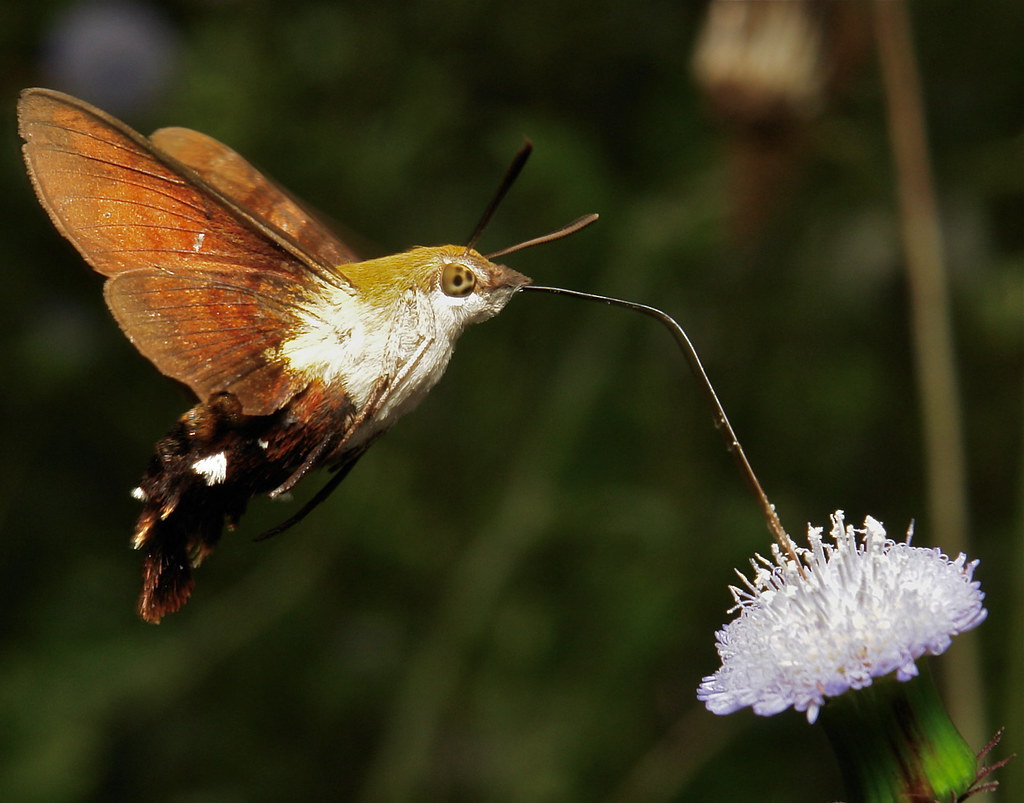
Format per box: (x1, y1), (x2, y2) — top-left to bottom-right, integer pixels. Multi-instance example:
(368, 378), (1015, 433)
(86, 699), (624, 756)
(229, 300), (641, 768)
(440, 262), (477, 297)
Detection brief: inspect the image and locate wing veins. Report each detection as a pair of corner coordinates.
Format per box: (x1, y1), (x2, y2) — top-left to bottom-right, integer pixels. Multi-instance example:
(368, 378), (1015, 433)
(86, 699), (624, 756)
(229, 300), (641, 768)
(28, 117), (174, 160)
(32, 145), (191, 189)
(52, 175), (207, 217)
(76, 221), (205, 233)
(59, 196), (204, 224)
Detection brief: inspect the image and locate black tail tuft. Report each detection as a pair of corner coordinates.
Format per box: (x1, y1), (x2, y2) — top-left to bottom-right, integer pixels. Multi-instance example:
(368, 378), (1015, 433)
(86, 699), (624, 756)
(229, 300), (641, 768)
(132, 393), (268, 623)
(129, 387), (358, 623)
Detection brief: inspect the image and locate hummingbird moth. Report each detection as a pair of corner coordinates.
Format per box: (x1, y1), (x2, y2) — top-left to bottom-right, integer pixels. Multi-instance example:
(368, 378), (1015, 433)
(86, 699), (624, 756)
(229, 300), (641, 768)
(18, 88), (595, 623)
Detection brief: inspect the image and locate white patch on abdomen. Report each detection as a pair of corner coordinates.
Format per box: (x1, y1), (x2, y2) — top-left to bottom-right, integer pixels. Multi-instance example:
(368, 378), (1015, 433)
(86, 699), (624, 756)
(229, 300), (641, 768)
(192, 452), (228, 485)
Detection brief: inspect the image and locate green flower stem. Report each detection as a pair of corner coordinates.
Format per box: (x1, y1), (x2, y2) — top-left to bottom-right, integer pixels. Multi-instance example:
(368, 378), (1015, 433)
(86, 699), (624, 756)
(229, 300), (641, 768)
(819, 664), (976, 803)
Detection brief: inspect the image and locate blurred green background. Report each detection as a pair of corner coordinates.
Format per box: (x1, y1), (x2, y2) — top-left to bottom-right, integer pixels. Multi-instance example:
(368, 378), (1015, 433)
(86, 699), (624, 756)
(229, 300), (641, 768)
(1, 1), (1021, 800)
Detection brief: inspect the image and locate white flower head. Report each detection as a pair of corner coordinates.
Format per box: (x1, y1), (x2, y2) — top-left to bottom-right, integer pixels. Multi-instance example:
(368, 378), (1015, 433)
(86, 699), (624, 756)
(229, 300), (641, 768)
(697, 511), (987, 724)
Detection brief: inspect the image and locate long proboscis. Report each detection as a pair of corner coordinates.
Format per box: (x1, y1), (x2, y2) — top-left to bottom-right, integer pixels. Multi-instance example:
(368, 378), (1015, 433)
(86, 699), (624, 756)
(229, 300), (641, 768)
(520, 284), (796, 561)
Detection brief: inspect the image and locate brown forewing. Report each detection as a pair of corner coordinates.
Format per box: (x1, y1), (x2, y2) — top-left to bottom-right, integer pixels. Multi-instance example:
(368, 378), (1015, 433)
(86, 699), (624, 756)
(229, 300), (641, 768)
(150, 126), (360, 269)
(105, 268), (316, 416)
(18, 88), (346, 416)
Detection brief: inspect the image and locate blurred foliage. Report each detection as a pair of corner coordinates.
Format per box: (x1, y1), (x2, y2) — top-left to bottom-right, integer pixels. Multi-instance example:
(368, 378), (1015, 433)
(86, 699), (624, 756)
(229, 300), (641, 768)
(0, 0), (1021, 801)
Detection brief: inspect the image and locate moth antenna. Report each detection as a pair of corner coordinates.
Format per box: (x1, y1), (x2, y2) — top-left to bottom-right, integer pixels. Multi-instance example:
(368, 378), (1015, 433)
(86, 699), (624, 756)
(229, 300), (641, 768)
(520, 285), (798, 564)
(464, 139), (533, 253)
(485, 214), (599, 260)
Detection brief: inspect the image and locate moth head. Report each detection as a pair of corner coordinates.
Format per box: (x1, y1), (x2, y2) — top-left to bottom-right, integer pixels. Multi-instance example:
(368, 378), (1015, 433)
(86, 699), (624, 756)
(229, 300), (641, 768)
(346, 244), (530, 332)
(433, 245), (531, 323)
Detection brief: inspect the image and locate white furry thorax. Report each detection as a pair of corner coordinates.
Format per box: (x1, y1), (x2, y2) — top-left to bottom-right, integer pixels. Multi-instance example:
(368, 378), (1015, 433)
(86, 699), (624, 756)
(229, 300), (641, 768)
(277, 248), (516, 433)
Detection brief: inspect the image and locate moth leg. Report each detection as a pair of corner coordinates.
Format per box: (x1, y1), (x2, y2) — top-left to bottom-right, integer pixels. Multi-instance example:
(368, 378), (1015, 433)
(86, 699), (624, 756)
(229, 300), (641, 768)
(257, 364), (404, 537)
(254, 444), (372, 542)
(265, 434), (335, 499)
(265, 376), (390, 499)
